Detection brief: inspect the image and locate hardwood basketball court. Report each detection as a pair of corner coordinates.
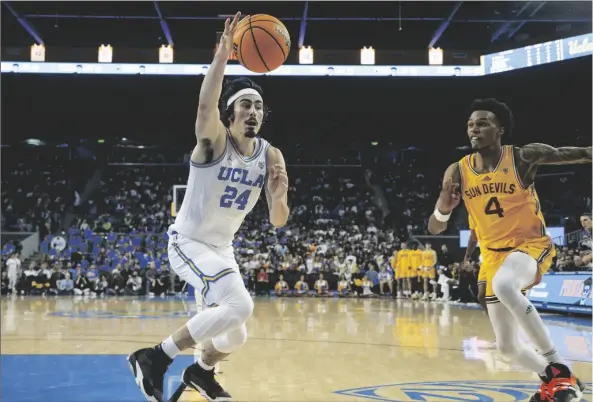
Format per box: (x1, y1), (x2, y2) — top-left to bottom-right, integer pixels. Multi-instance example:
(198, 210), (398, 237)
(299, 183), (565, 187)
(1, 296), (591, 402)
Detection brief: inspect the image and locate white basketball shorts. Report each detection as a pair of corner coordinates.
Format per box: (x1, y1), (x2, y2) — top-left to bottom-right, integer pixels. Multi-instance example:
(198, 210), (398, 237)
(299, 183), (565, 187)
(168, 231), (241, 308)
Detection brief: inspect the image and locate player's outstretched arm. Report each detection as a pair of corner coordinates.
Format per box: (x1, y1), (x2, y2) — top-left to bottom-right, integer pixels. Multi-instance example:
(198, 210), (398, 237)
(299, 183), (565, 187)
(427, 162), (461, 235)
(518, 143), (592, 166)
(195, 12), (241, 143)
(265, 147), (290, 228)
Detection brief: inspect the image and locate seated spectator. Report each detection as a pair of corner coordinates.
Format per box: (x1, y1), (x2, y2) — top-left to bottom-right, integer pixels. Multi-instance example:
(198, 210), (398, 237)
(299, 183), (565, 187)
(147, 271), (167, 297)
(73, 265), (91, 295)
(256, 268), (269, 296)
(49, 264), (65, 295)
(274, 274), (289, 296)
(314, 273), (329, 297)
(107, 271), (126, 296)
(365, 263), (380, 294)
(30, 262), (52, 295)
(125, 270), (143, 296)
(360, 276), (376, 298)
(337, 275), (351, 297)
(18, 262), (37, 295)
(378, 267), (393, 296)
(294, 275), (309, 296)
(437, 265), (458, 302)
(94, 274), (109, 296)
(57, 272), (75, 295)
(86, 265), (99, 290)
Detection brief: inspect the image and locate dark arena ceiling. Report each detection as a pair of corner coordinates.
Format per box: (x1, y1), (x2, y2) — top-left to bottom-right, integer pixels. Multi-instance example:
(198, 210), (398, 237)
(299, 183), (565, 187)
(2, 1), (591, 53)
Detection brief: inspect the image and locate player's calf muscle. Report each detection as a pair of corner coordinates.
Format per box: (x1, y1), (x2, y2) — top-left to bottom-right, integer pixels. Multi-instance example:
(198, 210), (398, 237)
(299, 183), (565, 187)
(172, 325), (196, 351)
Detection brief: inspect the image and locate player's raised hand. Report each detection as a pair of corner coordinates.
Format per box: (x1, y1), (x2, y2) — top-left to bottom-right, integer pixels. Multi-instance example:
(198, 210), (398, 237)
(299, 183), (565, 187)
(267, 164), (288, 200)
(437, 177), (461, 214)
(218, 12), (244, 57)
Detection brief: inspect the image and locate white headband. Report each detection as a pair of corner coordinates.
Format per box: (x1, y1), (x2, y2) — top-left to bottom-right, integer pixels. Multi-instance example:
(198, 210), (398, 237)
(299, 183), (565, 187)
(226, 88), (263, 107)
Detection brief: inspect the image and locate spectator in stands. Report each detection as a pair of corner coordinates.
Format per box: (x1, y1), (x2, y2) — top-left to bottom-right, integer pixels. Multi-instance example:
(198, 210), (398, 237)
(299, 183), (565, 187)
(20, 262), (38, 295)
(107, 271), (126, 295)
(125, 270), (142, 295)
(86, 264), (99, 290)
(378, 267), (393, 295)
(294, 275), (309, 295)
(274, 274), (289, 296)
(49, 264), (64, 295)
(314, 273), (329, 297)
(148, 271), (168, 296)
(365, 263), (380, 294)
(57, 272), (74, 295)
(74, 265), (91, 295)
(94, 274), (109, 296)
(580, 213), (592, 268)
(29, 262), (51, 295)
(360, 276), (376, 298)
(256, 268), (269, 296)
(337, 274), (351, 297)
(437, 265), (457, 302)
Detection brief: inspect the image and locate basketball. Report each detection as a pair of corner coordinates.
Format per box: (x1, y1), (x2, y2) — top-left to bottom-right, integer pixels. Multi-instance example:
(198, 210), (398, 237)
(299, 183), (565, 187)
(233, 14), (291, 73)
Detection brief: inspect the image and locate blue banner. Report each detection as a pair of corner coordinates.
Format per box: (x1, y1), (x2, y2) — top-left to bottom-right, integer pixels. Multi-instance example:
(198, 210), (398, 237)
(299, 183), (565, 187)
(482, 33), (593, 74)
(527, 272), (592, 314)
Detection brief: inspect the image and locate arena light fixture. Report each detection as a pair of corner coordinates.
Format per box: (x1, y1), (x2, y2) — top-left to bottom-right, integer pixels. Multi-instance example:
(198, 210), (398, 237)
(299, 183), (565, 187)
(30, 44), (45, 62)
(98, 44), (113, 63)
(360, 46), (375, 65)
(299, 46), (313, 64)
(159, 45), (174, 63)
(428, 47), (443, 65)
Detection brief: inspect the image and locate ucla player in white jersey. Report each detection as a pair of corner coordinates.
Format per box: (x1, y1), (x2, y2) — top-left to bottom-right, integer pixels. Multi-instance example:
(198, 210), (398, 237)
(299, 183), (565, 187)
(128, 12), (290, 402)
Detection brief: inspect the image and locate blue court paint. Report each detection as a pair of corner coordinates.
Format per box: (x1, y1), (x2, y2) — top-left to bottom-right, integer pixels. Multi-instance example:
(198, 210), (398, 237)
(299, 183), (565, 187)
(1, 354), (195, 402)
(334, 380), (593, 402)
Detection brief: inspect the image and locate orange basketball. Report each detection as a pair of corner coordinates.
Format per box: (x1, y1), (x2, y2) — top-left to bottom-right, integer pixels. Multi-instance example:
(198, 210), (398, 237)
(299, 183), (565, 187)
(233, 14), (291, 73)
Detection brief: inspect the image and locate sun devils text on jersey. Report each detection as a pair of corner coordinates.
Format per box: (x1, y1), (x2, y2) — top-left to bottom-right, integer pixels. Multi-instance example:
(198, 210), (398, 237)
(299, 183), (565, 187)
(459, 145), (555, 300)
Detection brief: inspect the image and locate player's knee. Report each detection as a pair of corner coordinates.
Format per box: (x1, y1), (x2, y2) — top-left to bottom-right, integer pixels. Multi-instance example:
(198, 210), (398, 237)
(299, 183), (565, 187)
(491, 274), (513, 300)
(212, 325), (247, 354)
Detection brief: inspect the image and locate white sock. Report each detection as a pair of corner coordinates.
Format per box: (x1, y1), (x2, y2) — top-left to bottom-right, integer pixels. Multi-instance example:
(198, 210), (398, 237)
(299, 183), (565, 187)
(161, 336), (181, 359)
(197, 355), (215, 371)
(541, 347), (562, 365)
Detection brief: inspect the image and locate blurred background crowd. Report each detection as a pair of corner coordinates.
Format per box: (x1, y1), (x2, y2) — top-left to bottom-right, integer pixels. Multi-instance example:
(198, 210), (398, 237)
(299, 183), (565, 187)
(1, 57), (591, 302)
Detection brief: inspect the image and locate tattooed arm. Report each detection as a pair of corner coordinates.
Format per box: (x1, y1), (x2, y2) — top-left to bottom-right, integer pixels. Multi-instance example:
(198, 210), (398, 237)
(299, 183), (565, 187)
(518, 143), (592, 166)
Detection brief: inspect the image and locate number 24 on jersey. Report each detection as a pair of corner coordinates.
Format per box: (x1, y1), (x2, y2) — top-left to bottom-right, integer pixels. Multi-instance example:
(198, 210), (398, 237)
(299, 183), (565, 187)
(219, 185), (251, 210)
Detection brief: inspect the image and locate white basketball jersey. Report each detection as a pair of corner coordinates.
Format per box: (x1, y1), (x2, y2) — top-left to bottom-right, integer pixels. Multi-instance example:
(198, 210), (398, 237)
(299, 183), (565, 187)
(170, 134), (270, 248)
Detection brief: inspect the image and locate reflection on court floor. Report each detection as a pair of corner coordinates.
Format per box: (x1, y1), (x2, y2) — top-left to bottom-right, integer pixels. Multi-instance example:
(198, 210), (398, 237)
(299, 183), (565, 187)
(1, 296), (591, 402)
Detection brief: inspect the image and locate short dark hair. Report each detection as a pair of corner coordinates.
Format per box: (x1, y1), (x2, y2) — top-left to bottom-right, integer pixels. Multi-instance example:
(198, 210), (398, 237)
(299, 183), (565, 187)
(469, 98), (514, 138)
(219, 77), (266, 127)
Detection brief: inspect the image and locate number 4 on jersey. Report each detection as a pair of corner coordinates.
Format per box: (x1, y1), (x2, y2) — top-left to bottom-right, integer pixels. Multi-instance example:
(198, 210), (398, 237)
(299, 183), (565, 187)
(220, 186), (251, 210)
(484, 196), (504, 218)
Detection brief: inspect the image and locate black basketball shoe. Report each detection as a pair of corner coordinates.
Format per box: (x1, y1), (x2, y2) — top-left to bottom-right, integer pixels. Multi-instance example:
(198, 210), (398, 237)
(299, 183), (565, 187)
(128, 345), (173, 402)
(181, 361), (231, 401)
